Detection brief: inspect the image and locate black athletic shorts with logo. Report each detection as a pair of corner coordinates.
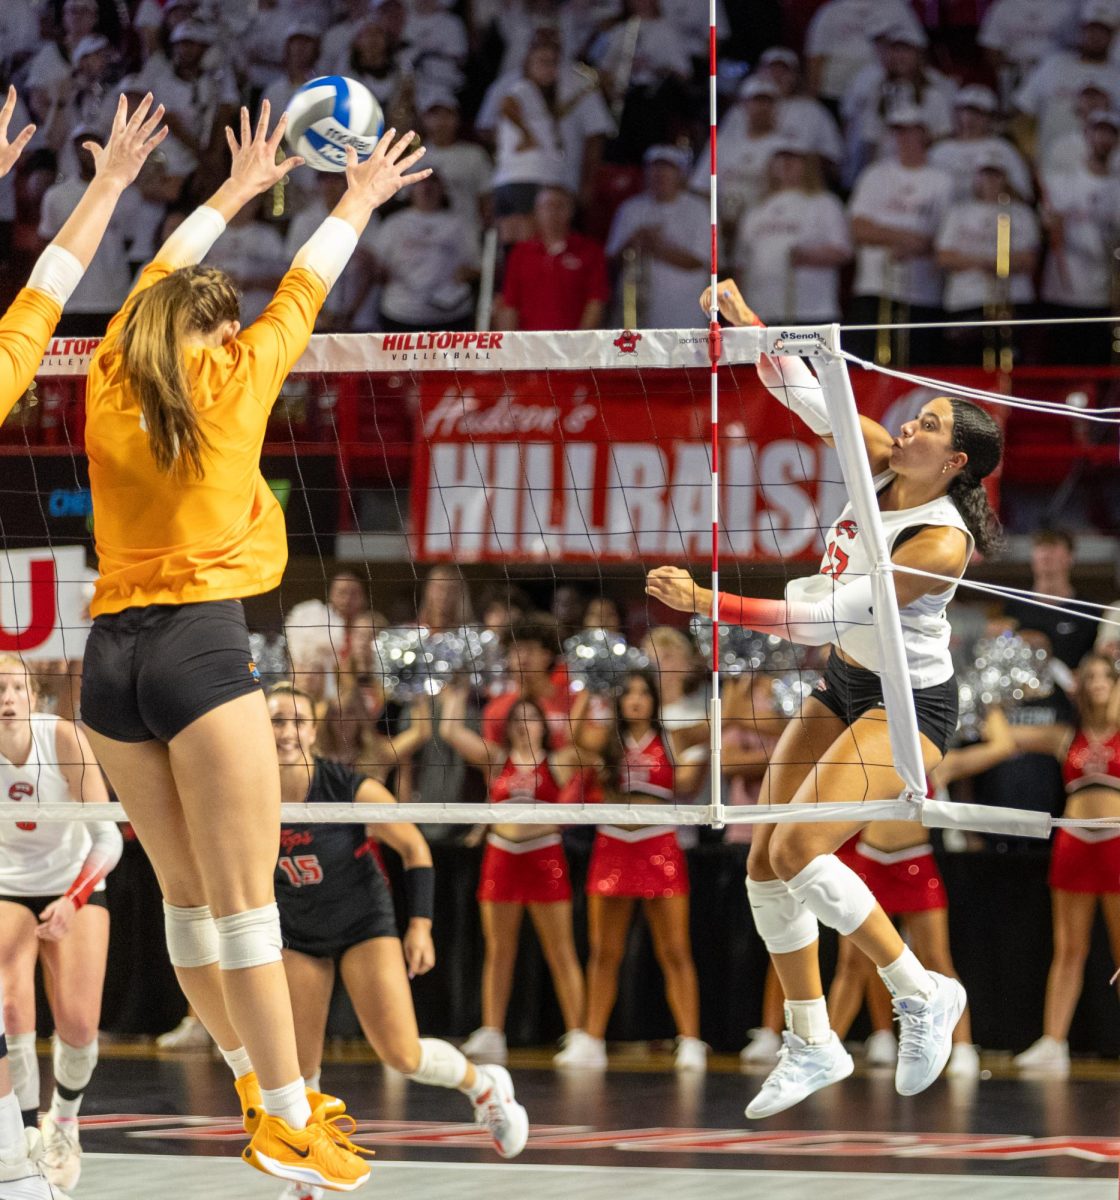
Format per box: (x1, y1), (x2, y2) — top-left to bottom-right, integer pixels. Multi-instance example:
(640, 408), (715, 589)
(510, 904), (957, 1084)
(81, 600), (262, 743)
(812, 650), (959, 755)
(0, 891), (108, 917)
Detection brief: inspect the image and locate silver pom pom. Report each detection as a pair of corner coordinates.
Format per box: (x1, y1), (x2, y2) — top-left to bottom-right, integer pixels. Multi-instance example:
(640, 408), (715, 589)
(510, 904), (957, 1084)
(689, 615), (806, 677)
(771, 671), (816, 718)
(563, 629), (649, 695)
(373, 626), (487, 701)
(957, 631), (1053, 739)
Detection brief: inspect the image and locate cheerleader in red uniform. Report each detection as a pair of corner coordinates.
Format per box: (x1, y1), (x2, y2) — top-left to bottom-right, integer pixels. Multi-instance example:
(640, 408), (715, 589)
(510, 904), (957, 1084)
(828, 707), (1017, 1077)
(1010, 653), (1120, 1073)
(557, 669), (707, 1071)
(439, 684), (592, 1067)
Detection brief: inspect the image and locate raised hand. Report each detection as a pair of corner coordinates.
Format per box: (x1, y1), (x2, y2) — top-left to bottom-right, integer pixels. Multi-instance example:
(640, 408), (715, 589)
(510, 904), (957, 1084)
(342, 128), (431, 211)
(224, 101), (304, 198)
(86, 92), (169, 191)
(698, 278), (763, 328)
(645, 565), (708, 615)
(0, 86), (36, 180)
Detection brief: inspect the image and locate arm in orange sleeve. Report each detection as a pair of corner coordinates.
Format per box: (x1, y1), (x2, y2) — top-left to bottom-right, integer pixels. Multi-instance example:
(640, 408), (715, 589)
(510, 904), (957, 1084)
(239, 266), (328, 401)
(0, 288), (63, 426)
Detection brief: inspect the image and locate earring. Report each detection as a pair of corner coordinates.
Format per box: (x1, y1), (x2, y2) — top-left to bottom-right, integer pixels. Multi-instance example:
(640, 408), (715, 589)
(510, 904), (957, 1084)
(942, 463), (949, 474)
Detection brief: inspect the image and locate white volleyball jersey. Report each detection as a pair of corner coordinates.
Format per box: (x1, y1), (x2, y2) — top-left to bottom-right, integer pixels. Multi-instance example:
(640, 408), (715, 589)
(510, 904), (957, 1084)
(787, 471), (973, 687)
(0, 715), (97, 896)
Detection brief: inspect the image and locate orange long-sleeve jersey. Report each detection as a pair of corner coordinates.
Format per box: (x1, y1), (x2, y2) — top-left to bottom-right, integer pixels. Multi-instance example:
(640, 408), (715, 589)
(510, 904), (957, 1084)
(0, 289), (63, 425)
(85, 261), (327, 617)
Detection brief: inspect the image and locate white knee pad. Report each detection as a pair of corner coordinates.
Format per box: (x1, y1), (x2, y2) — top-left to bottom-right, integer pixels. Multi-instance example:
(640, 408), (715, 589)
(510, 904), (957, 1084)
(407, 1038), (469, 1089)
(785, 854), (877, 936)
(215, 904), (283, 971)
(53, 1034), (98, 1094)
(746, 876), (819, 954)
(163, 903), (220, 968)
(7, 1033), (39, 1111)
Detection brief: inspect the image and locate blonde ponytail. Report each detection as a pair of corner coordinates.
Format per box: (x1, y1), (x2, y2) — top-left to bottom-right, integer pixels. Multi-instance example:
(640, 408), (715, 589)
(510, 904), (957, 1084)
(114, 266), (240, 478)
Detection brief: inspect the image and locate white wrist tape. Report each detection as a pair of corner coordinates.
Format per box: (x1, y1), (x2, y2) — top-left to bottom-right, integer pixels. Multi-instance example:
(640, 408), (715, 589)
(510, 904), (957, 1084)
(159, 205), (227, 269)
(292, 216), (360, 291)
(163, 902), (220, 968)
(785, 854), (877, 936)
(27, 245), (84, 305)
(757, 354), (832, 437)
(215, 904), (283, 971)
(746, 876), (819, 954)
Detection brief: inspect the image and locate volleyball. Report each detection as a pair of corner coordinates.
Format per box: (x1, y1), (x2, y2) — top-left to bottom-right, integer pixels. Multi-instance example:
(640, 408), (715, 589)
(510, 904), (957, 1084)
(283, 75), (384, 173)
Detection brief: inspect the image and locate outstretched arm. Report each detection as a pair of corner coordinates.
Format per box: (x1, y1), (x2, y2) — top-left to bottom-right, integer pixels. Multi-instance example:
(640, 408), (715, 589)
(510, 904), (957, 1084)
(699, 278), (895, 472)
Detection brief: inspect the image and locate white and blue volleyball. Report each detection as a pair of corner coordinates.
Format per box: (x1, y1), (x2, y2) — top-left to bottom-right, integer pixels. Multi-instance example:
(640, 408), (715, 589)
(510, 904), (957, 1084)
(284, 76), (385, 173)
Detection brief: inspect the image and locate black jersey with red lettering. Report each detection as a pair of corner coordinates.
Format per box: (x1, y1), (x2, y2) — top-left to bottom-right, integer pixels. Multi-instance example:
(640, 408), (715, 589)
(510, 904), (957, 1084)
(276, 757), (398, 957)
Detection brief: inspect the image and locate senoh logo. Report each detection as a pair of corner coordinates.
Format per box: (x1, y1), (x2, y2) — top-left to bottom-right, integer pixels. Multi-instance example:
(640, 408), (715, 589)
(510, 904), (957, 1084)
(9, 782), (37, 831)
(772, 330), (825, 351)
(614, 330), (642, 355)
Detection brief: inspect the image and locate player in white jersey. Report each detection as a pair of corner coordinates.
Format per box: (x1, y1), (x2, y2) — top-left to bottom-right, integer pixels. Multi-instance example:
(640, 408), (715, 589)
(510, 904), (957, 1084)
(647, 279), (1004, 1120)
(0, 655), (122, 1191)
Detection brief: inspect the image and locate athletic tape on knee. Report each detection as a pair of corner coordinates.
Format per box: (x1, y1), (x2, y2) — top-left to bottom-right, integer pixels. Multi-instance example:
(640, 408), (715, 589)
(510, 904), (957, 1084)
(408, 1038), (469, 1089)
(785, 854), (877, 936)
(215, 904), (283, 971)
(746, 876), (819, 954)
(6, 1034), (38, 1112)
(52, 1034), (98, 1094)
(163, 903), (220, 968)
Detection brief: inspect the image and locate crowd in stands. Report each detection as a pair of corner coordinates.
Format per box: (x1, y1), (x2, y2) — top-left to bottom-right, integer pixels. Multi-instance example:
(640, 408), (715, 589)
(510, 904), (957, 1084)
(4, 1), (1120, 362)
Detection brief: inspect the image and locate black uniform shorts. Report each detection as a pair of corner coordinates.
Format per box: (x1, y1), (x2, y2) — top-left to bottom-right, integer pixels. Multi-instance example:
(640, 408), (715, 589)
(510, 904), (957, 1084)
(81, 600), (262, 743)
(280, 884), (399, 961)
(0, 891), (108, 916)
(812, 650), (959, 756)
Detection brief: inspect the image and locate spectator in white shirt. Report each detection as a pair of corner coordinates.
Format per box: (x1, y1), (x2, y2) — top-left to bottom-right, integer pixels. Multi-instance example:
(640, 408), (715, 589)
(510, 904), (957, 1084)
(23, 0), (102, 97)
(491, 33), (614, 244)
(37, 125), (138, 334)
(848, 104), (954, 363)
(405, 0), (469, 69)
(841, 22), (955, 188)
(335, 18), (403, 113)
(373, 170), (480, 331)
(419, 90), (493, 240)
(803, 0), (925, 106)
(935, 159), (1041, 362)
(929, 84), (1033, 201)
(286, 173), (382, 332)
(1043, 85), (1120, 175)
(317, 0), (374, 74)
(1039, 106), (1120, 361)
(1014, 1), (1120, 158)
(260, 24), (322, 118)
(203, 196), (288, 323)
(733, 138), (852, 324)
(589, 0), (692, 159)
(755, 47), (844, 178)
(605, 144), (710, 329)
(691, 76), (783, 240)
(979, 0), (1079, 102)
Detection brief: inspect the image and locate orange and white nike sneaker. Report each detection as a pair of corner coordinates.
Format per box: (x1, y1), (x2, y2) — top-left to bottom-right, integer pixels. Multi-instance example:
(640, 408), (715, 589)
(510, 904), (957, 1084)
(235, 1072), (263, 1134)
(243, 1113), (373, 1192)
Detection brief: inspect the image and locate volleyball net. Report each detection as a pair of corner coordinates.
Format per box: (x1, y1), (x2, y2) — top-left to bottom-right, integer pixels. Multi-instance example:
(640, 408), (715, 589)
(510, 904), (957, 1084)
(0, 324), (1113, 838)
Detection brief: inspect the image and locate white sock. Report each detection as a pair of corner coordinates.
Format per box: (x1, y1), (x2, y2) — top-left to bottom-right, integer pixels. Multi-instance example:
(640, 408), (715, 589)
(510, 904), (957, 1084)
(48, 1090), (81, 1122)
(878, 946), (935, 1002)
(784, 998), (831, 1045)
(304, 1071), (321, 1093)
(218, 1045), (254, 1080)
(261, 1079), (312, 1130)
(0, 1092), (23, 1159)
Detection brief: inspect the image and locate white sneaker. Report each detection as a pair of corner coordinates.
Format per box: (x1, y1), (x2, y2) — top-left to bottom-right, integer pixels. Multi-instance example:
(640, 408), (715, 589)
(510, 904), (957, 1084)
(865, 1029), (899, 1067)
(674, 1037), (707, 1072)
(947, 1042), (981, 1080)
(893, 972), (967, 1096)
(0, 1128), (71, 1198)
(1013, 1035), (1070, 1074)
(472, 1065), (529, 1158)
(461, 1027), (508, 1065)
(39, 1116), (80, 1191)
(155, 1015), (213, 1050)
(745, 1031), (853, 1119)
(277, 1185), (325, 1200)
(553, 1030), (607, 1069)
(739, 1027), (782, 1066)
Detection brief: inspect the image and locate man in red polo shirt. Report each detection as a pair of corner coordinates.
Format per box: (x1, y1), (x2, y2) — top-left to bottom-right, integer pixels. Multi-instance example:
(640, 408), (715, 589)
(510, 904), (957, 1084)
(497, 186), (610, 330)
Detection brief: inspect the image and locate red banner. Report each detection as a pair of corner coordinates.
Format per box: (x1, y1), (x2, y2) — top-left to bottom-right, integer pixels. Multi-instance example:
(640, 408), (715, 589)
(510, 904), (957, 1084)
(410, 366), (1002, 563)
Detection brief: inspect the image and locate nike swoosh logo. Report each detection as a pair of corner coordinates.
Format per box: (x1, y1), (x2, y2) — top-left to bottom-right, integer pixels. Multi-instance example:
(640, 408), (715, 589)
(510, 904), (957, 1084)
(277, 1137), (311, 1159)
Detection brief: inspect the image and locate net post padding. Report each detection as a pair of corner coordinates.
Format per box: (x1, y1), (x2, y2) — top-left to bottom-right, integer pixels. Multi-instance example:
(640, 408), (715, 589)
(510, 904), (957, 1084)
(811, 343), (926, 801)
